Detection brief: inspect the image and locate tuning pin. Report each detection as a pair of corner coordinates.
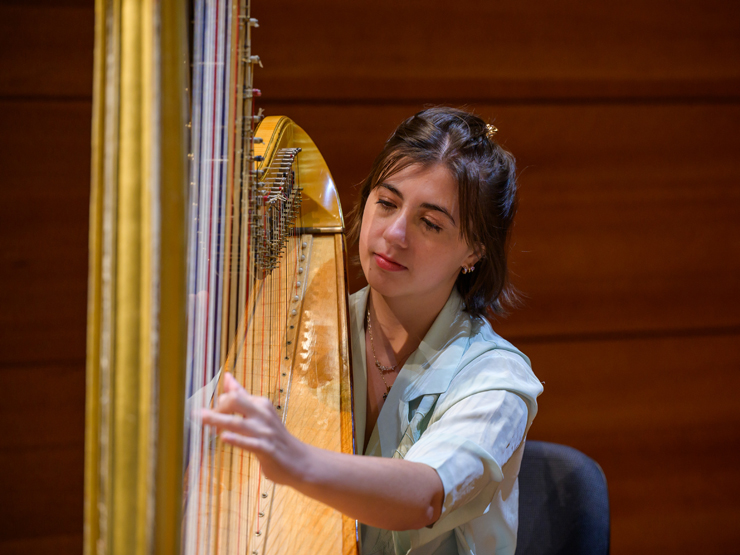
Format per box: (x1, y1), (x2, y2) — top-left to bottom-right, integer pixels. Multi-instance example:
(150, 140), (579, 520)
(249, 18), (259, 28)
(247, 55), (263, 68)
(242, 87), (262, 98)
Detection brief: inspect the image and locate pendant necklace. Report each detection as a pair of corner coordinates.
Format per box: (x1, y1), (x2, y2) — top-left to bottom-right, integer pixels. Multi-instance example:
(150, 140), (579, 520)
(366, 308), (396, 400)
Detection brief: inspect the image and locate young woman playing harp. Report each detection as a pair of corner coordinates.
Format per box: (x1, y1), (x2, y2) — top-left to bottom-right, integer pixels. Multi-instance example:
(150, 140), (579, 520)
(202, 107), (543, 555)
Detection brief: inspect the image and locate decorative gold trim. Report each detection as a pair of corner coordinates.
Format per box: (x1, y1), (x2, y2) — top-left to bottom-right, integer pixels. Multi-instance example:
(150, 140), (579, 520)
(85, 1), (188, 553)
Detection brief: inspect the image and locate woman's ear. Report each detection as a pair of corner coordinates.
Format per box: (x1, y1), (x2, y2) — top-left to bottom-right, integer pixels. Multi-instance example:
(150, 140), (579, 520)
(461, 244), (483, 272)
(469, 243), (485, 267)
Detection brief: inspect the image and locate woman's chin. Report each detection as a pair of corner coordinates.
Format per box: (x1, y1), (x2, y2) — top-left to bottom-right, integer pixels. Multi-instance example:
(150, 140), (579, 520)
(365, 273), (404, 298)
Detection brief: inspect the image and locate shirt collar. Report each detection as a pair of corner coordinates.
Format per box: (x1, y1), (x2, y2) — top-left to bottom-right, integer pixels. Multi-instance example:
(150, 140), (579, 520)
(396, 288), (471, 402)
(353, 287), (473, 457)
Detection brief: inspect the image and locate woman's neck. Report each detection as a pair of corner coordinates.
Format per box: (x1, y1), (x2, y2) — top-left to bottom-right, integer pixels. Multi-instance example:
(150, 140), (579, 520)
(368, 287), (450, 357)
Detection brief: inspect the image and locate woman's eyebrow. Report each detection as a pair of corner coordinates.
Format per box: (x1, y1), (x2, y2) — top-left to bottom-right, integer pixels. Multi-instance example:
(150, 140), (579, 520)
(378, 182), (403, 197)
(378, 183), (457, 226)
(421, 202), (457, 226)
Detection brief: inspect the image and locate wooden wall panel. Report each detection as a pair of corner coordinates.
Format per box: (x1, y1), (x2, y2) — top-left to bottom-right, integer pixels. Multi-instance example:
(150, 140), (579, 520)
(252, 0), (740, 101)
(1, 535), (82, 555)
(0, 445), (83, 552)
(0, 100), (91, 366)
(0, 4), (94, 98)
(0, 2), (91, 547)
(0, 364), (85, 545)
(4, 1), (739, 101)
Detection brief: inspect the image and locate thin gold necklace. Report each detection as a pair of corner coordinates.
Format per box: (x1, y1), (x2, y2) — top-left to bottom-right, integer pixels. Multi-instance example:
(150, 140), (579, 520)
(366, 308), (396, 400)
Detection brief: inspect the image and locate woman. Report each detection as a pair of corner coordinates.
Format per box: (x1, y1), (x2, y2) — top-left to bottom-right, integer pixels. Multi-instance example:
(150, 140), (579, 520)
(201, 107), (543, 554)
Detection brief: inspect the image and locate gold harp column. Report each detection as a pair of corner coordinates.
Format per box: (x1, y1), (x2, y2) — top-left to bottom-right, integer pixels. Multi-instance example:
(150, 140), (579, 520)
(84, 0), (189, 553)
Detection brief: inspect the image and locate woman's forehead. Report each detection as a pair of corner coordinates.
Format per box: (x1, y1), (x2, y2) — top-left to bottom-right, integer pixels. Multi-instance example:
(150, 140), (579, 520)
(381, 163), (458, 199)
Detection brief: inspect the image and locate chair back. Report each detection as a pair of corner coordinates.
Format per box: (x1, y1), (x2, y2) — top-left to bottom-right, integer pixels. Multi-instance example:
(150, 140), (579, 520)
(515, 441), (610, 555)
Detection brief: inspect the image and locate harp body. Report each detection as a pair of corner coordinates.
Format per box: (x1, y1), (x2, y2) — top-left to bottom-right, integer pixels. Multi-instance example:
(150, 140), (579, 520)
(84, 1), (358, 553)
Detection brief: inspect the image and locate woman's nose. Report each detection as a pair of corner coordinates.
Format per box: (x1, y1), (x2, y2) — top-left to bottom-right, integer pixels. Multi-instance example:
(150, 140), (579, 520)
(383, 212), (409, 247)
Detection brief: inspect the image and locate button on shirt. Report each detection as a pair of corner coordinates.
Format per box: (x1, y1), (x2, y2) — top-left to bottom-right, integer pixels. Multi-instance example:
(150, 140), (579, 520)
(350, 287), (543, 555)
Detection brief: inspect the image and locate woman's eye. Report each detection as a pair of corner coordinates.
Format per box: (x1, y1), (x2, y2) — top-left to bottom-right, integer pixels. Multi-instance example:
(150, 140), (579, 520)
(422, 219), (443, 233)
(376, 199), (395, 210)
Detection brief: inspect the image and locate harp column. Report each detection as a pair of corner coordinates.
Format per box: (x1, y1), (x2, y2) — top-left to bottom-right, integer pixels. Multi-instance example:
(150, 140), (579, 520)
(85, 0), (190, 554)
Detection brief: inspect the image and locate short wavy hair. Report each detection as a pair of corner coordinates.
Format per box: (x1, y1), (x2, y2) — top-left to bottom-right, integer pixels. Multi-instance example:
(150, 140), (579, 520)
(347, 107), (519, 318)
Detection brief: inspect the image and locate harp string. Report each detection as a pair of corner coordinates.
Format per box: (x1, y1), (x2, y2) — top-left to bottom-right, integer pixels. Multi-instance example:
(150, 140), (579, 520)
(184, 0), (238, 552)
(185, 0), (310, 552)
(184, 0), (208, 550)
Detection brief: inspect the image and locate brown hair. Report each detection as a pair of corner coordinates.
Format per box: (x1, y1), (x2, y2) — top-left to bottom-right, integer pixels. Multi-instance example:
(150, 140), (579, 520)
(347, 107), (519, 317)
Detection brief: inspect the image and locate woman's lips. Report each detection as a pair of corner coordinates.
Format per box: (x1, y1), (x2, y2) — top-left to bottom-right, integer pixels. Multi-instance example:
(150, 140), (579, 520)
(374, 253), (407, 271)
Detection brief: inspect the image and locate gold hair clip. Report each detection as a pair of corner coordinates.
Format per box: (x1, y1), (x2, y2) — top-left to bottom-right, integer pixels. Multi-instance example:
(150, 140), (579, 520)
(485, 124), (498, 140)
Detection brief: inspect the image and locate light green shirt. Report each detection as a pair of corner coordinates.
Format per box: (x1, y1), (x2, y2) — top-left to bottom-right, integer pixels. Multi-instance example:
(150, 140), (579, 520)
(350, 287), (543, 555)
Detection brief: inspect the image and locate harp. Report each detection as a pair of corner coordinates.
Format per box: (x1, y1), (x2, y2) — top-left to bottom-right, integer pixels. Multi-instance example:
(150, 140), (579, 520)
(83, 1), (358, 553)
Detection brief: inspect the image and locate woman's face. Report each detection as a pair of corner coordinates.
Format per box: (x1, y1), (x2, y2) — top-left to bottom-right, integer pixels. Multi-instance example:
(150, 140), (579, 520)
(359, 163), (480, 308)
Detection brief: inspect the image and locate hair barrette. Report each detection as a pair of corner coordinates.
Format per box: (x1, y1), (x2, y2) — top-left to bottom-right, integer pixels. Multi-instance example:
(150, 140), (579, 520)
(485, 124), (498, 141)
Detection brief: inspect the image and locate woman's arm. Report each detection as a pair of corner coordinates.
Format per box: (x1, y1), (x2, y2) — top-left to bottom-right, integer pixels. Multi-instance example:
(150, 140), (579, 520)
(200, 372), (444, 531)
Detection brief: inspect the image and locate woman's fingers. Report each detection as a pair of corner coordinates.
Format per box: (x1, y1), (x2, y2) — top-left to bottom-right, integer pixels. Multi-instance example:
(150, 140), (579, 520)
(199, 408), (241, 430)
(215, 390), (252, 416)
(201, 412), (268, 458)
(199, 373), (302, 485)
(200, 373), (278, 432)
(220, 431), (261, 451)
(201, 391), (279, 438)
(223, 371), (244, 393)
(200, 409), (270, 443)
(214, 388), (277, 422)
(213, 373), (267, 416)
(200, 407), (257, 432)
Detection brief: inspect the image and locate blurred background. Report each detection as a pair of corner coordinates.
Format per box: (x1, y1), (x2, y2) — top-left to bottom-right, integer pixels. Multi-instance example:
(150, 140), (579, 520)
(1, 0), (739, 553)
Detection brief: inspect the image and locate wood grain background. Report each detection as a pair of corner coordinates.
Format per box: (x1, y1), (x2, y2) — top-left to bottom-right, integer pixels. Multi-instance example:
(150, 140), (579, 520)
(1, 0), (738, 552)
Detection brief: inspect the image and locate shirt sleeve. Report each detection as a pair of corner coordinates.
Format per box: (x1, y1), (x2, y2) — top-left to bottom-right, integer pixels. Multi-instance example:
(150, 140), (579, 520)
(403, 388), (528, 525)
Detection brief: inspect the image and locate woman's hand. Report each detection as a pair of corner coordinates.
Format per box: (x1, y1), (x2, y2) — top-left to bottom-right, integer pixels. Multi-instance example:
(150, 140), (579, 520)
(199, 372), (308, 487)
(200, 372), (443, 530)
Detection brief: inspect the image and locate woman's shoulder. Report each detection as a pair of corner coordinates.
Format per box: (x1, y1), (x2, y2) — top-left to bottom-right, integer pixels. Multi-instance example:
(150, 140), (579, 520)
(438, 315), (544, 424)
(468, 316), (531, 365)
(456, 314), (533, 378)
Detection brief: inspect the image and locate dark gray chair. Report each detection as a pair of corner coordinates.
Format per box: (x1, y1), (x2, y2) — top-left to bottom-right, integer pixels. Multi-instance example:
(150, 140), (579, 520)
(515, 441), (610, 555)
